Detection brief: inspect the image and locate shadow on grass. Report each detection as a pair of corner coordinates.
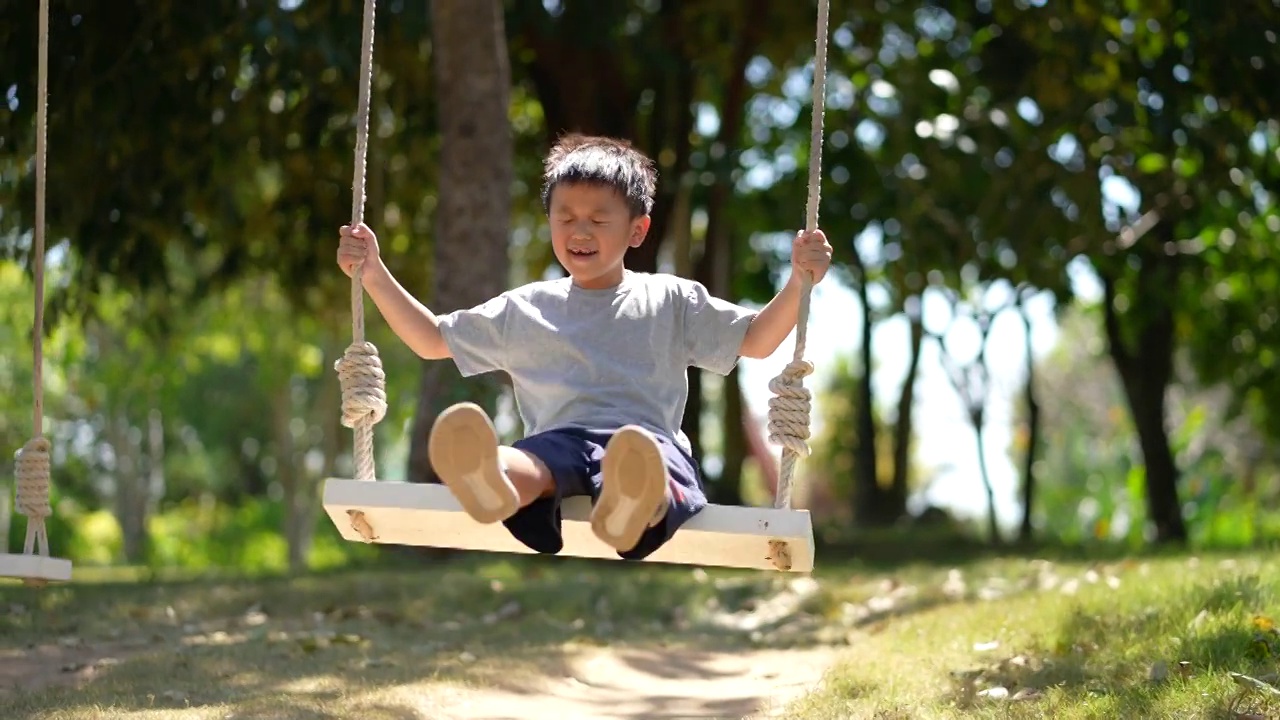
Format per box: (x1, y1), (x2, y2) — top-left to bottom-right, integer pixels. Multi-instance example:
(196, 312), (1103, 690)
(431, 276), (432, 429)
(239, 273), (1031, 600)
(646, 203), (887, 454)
(944, 571), (1280, 717)
(0, 554), (838, 719)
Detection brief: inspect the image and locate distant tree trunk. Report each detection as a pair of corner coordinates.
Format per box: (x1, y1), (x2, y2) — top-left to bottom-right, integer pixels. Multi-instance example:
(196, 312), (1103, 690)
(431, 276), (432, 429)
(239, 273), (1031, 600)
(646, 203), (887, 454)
(848, 251), (883, 526)
(1101, 244), (1187, 544)
(274, 380), (305, 573)
(1016, 292), (1041, 545)
(0, 473), (9, 554)
(887, 299), (924, 520)
(407, 0), (514, 485)
(146, 408), (165, 517)
(686, 4), (760, 490)
(936, 299), (1002, 545)
(716, 370), (746, 506)
(514, 0), (692, 274)
(110, 412), (148, 563)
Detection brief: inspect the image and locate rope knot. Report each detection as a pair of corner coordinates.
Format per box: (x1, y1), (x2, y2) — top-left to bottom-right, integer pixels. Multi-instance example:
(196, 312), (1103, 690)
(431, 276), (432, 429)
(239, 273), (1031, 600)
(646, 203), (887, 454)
(15, 436), (52, 519)
(766, 359), (814, 459)
(335, 341), (388, 430)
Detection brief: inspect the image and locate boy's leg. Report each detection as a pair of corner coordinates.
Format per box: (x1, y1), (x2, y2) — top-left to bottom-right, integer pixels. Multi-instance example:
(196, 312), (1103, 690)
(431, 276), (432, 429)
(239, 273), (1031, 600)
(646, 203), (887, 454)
(592, 426), (707, 559)
(503, 429), (599, 554)
(428, 403), (555, 524)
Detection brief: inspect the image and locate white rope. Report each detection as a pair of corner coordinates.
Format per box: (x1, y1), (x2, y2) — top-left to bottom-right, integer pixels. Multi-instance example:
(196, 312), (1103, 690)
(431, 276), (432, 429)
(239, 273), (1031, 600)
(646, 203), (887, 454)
(767, 0), (829, 513)
(335, 0), (387, 482)
(15, 0), (53, 560)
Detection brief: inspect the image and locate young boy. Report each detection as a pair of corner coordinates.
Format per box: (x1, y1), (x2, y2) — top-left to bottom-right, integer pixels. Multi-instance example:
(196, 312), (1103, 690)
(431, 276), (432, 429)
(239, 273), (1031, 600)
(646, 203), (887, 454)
(336, 133), (831, 560)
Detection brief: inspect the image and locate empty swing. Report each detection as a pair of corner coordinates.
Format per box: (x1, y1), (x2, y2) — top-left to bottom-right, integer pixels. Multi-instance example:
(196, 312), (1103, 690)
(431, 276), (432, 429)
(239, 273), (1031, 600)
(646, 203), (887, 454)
(321, 0), (831, 572)
(1, 0), (74, 586)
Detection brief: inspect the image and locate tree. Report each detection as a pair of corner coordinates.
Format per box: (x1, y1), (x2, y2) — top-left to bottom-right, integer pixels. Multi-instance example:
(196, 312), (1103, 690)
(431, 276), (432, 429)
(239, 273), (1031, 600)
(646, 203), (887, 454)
(406, 0), (514, 484)
(978, 0), (1280, 542)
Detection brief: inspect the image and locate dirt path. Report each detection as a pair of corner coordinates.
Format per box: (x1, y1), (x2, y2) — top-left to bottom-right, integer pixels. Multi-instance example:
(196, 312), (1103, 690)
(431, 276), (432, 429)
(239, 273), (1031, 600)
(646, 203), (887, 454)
(432, 645), (839, 720)
(4, 637), (841, 719)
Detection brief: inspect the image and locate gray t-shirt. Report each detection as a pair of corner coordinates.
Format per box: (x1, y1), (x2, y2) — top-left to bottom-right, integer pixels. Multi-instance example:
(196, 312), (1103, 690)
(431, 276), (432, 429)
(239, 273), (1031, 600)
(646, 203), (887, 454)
(437, 270), (757, 453)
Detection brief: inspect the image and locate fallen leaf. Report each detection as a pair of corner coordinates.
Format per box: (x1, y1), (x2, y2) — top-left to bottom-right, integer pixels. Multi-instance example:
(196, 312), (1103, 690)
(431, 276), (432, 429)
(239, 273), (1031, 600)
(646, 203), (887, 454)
(978, 686), (1009, 699)
(1190, 609), (1210, 629)
(1011, 688), (1042, 701)
(942, 569), (967, 599)
(1231, 672), (1280, 696)
(973, 640), (1000, 652)
(482, 601), (522, 625)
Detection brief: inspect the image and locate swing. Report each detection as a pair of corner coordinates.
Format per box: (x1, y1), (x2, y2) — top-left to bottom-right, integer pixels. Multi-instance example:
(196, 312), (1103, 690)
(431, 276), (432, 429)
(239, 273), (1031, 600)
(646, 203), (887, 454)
(321, 0), (831, 572)
(1, 0), (74, 585)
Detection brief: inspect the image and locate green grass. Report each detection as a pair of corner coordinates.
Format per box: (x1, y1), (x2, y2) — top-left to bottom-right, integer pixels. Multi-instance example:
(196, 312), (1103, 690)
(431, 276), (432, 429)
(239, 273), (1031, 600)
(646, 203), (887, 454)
(785, 549), (1280, 719)
(2, 542), (1279, 719)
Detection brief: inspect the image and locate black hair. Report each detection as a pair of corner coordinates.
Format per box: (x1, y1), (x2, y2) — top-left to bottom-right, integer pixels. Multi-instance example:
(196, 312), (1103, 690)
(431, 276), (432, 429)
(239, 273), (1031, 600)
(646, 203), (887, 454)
(540, 133), (657, 218)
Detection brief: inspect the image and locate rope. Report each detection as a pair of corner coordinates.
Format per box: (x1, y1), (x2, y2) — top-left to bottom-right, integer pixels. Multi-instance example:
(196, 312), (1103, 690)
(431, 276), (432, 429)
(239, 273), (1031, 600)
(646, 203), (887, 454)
(767, 0), (829, 513)
(335, 0), (387, 482)
(15, 0), (53, 560)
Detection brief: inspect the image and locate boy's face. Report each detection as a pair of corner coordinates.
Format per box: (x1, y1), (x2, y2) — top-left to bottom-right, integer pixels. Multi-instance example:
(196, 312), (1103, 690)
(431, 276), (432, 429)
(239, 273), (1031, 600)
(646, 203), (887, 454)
(548, 182), (650, 289)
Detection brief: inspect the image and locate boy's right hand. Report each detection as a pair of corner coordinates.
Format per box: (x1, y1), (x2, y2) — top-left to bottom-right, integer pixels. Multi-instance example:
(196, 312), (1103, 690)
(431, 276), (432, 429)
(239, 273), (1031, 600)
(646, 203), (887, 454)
(337, 223), (382, 278)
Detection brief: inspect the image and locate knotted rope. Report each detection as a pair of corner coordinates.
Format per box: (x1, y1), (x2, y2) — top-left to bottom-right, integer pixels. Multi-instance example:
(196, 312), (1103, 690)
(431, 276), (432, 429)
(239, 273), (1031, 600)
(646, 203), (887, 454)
(335, 0), (387, 483)
(16, 439), (51, 557)
(766, 0), (828, 569)
(14, 0), (53, 563)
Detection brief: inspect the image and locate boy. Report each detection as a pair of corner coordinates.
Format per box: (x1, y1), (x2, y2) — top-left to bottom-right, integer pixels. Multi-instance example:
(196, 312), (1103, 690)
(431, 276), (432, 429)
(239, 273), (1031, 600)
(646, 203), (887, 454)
(336, 133), (831, 560)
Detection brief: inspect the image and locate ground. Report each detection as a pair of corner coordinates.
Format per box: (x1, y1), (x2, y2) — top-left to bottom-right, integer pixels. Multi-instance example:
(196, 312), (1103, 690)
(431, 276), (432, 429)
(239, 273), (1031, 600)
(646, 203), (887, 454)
(3, 538), (1279, 719)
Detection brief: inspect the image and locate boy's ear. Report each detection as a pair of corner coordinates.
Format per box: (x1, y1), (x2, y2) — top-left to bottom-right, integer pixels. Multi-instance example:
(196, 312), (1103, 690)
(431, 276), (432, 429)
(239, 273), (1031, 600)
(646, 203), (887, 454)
(629, 215), (652, 248)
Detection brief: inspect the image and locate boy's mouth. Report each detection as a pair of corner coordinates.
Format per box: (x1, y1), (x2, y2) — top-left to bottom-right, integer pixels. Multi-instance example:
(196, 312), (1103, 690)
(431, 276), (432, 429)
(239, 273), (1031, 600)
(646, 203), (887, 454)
(568, 248), (597, 257)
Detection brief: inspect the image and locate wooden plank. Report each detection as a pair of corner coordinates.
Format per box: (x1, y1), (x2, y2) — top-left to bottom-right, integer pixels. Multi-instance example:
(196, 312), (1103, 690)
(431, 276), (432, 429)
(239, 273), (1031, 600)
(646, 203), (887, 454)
(322, 478), (814, 572)
(0, 553), (72, 583)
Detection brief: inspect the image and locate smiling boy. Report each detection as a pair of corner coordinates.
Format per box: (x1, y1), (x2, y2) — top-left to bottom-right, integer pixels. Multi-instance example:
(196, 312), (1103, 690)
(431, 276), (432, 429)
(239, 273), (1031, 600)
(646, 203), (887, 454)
(336, 133), (831, 560)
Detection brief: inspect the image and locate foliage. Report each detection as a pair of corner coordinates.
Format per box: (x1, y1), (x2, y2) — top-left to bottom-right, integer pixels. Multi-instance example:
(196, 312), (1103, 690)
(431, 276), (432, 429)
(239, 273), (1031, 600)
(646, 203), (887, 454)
(1018, 304), (1280, 548)
(2, 0), (1280, 567)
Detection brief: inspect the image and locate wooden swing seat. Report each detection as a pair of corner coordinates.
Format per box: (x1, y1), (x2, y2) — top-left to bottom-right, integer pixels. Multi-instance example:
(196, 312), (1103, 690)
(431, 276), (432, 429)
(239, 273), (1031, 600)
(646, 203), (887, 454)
(322, 477), (815, 572)
(0, 553), (72, 583)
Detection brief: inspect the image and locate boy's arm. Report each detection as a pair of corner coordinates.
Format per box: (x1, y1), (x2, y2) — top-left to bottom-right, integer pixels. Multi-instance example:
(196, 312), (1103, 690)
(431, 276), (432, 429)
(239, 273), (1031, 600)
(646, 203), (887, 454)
(739, 274), (803, 359)
(739, 229), (832, 359)
(361, 263), (451, 360)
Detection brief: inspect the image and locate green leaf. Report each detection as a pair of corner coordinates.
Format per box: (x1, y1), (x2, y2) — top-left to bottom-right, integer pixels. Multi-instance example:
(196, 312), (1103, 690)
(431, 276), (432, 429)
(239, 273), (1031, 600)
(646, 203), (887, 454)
(1137, 153), (1169, 173)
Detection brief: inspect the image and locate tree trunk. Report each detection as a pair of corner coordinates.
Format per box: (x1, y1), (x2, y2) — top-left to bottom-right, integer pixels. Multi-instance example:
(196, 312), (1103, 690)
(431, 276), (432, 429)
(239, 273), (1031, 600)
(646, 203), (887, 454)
(110, 412), (148, 563)
(686, 5), (760, 490)
(274, 380), (305, 573)
(1101, 250), (1187, 544)
(716, 369), (746, 506)
(887, 300), (923, 520)
(849, 256), (883, 526)
(408, 0), (514, 484)
(146, 408), (165, 517)
(516, 0), (694, 275)
(973, 415), (1001, 544)
(1017, 295), (1041, 545)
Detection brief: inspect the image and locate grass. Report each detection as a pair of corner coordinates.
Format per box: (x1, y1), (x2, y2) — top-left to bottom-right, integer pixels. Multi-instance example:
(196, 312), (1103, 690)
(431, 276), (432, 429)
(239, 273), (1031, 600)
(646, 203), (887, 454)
(2, 537), (1279, 719)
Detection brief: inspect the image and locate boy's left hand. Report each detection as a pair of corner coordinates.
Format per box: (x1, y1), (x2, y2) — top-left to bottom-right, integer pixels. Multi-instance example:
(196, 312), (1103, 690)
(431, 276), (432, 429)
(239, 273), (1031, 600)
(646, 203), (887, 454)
(792, 229), (833, 284)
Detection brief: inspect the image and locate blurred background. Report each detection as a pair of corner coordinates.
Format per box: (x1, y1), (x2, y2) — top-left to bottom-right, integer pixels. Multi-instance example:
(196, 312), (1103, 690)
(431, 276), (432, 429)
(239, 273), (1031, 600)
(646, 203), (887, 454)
(2, 0), (1278, 575)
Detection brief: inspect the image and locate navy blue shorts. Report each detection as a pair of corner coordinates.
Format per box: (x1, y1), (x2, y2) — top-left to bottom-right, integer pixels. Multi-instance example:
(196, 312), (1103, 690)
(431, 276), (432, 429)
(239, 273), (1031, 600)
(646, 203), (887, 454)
(505, 427), (707, 560)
